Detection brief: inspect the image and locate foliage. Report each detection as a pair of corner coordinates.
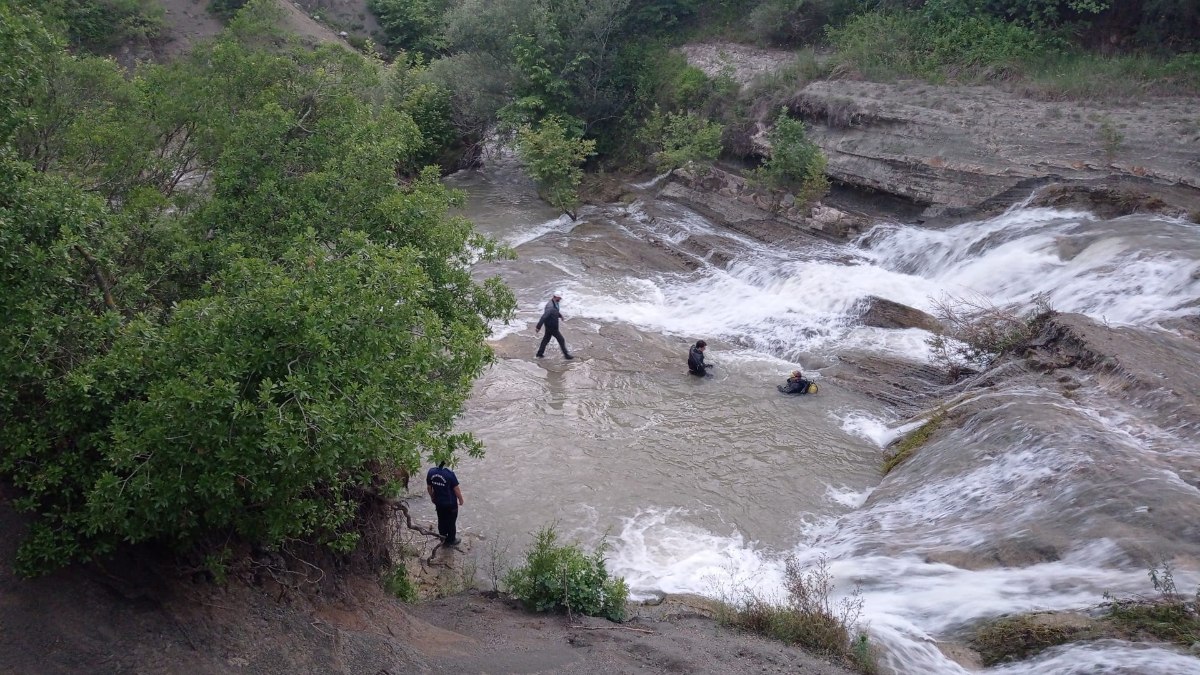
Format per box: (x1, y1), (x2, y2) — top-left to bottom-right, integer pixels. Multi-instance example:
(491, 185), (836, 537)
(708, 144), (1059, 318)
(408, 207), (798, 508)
(753, 112), (829, 205)
(503, 526), (629, 622)
(641, 108), (724, 171)
(882, 410), (945, 475)
(40, 0), (164, 51)
(829, 9), (1055, 81)
(1104, 560), (1200, 647)
(383, 563), (418, 602)
(747, 0), (866, 47)
(207, 0), (249, 20)
(367, 0), (447, 57)
(0, 1), (515, 576)
(925, 293), (1054, 372)
(717, 554), (879, 674)
(515, 117), (597, 219)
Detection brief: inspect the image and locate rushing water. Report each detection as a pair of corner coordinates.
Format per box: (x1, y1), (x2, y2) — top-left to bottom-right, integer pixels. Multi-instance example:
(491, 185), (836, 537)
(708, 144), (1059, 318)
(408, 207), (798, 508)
(440, 162), (1200, 675)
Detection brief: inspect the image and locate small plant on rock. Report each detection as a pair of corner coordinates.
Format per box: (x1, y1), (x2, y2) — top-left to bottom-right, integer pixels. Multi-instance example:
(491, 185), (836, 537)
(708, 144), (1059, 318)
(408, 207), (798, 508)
(503, 525), (628, 622)
(751, 111), (829, 209)
(718, 554), (879, 674)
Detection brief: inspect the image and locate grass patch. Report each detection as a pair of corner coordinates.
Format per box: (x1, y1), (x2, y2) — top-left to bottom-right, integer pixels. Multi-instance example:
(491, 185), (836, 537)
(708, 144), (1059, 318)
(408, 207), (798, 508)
(1020, 52), (1200, 100)
(827, 9), (1200, 99)
(716, 554), (880, 674)
(1104, 561), (1200, 646)
(970, 614), (1099, 666)
(882, 411), (945, 475)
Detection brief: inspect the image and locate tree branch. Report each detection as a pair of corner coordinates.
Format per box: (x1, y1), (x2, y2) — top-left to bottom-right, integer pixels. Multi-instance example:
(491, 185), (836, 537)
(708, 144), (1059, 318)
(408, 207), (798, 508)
(72, 244), (117, 311)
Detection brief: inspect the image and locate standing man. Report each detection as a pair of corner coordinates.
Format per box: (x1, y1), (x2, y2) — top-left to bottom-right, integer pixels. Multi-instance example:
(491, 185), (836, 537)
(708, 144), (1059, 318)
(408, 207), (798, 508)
(426, 461), (463, 546)
(688, 340), (712, 377)
(535, 291), (573, 359)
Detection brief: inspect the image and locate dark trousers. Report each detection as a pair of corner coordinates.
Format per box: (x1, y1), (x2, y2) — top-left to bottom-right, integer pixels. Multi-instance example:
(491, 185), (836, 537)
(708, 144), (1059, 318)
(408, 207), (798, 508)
(537, 328), (570, 357)
(436, 504), (458, 544)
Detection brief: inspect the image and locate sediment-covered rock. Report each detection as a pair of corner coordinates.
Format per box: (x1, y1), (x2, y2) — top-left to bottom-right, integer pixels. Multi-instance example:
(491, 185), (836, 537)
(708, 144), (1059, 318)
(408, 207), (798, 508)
(858, 295), (943, 332)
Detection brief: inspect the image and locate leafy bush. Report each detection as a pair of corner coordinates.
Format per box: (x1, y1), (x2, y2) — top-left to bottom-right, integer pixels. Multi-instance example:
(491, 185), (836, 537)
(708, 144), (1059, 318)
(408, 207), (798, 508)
(383, 563), (418, 602)
(515, 117), (597, 219)
(503, 526), (629, 621)
(753, 112), (829, 206)
(42, 0), (164, 51)
(641, 108), (724, 171)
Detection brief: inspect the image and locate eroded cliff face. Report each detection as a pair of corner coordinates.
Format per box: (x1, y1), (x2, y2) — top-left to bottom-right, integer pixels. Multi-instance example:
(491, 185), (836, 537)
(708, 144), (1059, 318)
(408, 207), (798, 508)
(793, 80), (1200, 212)
(682, 42), (1200, 215)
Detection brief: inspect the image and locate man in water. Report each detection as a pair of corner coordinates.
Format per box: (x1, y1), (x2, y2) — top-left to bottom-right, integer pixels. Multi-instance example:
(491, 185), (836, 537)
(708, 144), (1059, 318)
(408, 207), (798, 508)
(535, 291), (573, 359)
(688, 340), (712, 377)
(426, 461), (464, 546)
(778, 369), (812, 394)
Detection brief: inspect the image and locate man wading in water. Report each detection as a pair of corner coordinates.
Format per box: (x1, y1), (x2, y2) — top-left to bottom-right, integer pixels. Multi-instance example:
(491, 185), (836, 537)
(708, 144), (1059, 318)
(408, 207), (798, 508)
(535, 292), (573, 359)
(688, 340), (712, 377)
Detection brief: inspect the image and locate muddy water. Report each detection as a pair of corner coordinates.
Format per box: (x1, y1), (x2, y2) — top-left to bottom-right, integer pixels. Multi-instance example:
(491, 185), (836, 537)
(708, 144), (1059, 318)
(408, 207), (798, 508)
(440, 162), (1200, 675)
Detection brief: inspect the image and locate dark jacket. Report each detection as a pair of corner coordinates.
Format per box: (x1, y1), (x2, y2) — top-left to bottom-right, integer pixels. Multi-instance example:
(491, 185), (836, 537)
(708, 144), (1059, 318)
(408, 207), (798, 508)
(688, 345), (709, 376)
(536, 299), (562, 332)
(778, 375), (810, 394)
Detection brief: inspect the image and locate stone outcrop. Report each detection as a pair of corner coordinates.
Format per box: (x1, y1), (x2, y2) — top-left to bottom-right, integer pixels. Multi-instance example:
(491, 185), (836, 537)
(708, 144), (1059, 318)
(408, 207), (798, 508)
(791, 80), (1200, 212)
(680, 42), (1200, 214)
(858, 295), (943, 333)
(661, 165), (869, 239)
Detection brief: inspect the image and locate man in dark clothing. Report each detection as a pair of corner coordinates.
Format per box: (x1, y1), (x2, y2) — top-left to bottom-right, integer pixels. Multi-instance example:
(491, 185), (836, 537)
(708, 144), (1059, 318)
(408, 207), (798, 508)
(778, 369), (812, 394)
(426, 462), (464, 546)
(535, 292), (573, 359)
(688, 340), (712, 377)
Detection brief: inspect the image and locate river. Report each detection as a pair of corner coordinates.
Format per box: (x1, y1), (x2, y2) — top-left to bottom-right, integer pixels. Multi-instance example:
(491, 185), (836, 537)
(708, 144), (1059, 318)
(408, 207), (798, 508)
(439, 161), (1200, 675)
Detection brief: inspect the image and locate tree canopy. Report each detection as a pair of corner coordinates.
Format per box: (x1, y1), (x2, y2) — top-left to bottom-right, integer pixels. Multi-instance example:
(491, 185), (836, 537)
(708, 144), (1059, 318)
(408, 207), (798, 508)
(0, 0), (514, 575)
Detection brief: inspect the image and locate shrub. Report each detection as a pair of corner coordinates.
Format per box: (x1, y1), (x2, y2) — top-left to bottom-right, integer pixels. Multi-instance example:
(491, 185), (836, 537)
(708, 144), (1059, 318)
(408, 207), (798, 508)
(503, 526), (629, 622)
(925, 293), (1054, 372)
(383, 563), (418, 602)
(747, 0), (864, 47)
(753, 111), (829, 206)
(367, 0), (447, 57)
(44, 0), (165, 51)
(641, 108), (724, 171)
(515, 117), (597, 219)
(828, 9), (1054, 81)
(207, 0), (248, 20)
(719, 554), (878, 673)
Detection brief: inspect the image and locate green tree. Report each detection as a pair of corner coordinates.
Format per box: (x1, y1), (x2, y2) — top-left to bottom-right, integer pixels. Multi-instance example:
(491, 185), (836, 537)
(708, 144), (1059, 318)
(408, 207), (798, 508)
(0, 2), (515, 575)
(515, 117), (597, 219)
(755, 112), (829, 206)
(367, 0), (448, 57)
